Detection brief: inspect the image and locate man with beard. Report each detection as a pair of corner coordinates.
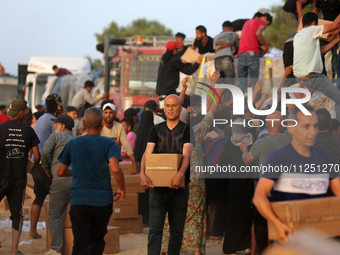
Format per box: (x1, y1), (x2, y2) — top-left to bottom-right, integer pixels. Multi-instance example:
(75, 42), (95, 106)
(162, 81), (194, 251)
(156, 41), (203, 107)
(100, 103), (139, 174)
(192, 25), (215, 54)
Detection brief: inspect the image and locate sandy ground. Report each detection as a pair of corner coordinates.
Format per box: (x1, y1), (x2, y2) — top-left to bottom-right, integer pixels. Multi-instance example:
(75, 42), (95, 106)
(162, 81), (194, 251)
(0, 209), (224, 255)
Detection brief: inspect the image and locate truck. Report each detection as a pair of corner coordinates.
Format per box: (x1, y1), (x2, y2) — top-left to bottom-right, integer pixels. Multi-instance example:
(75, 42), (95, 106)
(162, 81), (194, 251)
(22, 56), (92, 112)
(0, 75), (18, 107)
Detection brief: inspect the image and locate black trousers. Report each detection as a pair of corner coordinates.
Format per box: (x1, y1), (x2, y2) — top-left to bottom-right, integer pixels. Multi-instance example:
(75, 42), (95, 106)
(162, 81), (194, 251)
(69, 203), (113, 255)
(0, 178), (26, 231)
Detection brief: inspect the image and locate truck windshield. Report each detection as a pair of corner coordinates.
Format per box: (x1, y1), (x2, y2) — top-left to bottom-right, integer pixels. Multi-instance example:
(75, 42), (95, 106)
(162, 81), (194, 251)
(127, 54), (161, 96)
(0, 85), (17, 106)
(34, 82), (46, 107)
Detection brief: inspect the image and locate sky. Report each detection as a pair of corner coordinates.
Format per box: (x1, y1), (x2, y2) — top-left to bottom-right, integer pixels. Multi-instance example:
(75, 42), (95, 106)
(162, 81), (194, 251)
(1, 0), (282, 76)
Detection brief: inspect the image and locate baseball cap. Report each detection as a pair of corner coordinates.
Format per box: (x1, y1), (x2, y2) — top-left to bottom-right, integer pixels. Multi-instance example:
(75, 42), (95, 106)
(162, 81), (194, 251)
(166, 41), (183, 51)
(102, 103), (116, 112)
(51, 113), (74, 131)
(7, 99), (27, 117)
(257, 8), (270, 14)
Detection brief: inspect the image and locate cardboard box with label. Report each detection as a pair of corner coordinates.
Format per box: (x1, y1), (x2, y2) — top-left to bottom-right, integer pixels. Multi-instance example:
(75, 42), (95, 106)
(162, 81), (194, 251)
(113, 193), (138, 219)
(145, 154), (184, 187)
(268, 197), (340, 240)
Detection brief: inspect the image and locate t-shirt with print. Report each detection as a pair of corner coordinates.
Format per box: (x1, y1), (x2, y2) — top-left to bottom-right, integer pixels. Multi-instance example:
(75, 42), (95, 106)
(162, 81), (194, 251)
(147, 121), (195, 185)
(293, 25), (324, 78)
(58, 135), (122, 207)
(238, 19), (266, 56)
(262, 143), (337, 202)
(0, 120), (40, 178)
(213, 31), (239, 59)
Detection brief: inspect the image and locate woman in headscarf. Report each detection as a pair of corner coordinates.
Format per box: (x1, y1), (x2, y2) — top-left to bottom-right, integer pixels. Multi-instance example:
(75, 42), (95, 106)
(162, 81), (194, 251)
(219, 118), (254, 255)
(134, 110), (154, 225)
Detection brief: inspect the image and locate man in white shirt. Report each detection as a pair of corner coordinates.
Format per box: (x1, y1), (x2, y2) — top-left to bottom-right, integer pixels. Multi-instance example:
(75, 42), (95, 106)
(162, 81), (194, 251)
(100, 103), (139, 174)
(71, 80), (107, 117)
(293, 12), (340, 121)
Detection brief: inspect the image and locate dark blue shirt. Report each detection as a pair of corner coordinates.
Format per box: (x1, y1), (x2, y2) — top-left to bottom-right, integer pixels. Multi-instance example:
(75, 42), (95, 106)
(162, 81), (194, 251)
(58, 135), (122, 206)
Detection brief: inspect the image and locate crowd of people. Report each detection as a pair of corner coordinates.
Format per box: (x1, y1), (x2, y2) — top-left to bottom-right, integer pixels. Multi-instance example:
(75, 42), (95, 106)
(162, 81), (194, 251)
(1, 3), (340, 255)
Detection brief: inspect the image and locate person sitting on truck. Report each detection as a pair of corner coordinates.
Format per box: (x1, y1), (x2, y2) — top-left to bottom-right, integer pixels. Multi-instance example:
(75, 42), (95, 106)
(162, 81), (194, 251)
(52, 65), (72, 77)
(71, 80), (107, 117)
(156, 41), (203, 108)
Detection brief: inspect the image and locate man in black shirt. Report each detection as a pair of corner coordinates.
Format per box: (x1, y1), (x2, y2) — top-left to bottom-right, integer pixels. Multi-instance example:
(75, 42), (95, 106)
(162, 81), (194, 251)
(140, 94), (194, 255)
(0, 99), (40, 255)
(156, 41), (202, 106)
(192, 25), (215, 54)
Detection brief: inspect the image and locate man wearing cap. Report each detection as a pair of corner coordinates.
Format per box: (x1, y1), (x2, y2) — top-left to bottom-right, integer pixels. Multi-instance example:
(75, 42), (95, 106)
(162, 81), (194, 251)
(66, 106), (84, 137)
(237, 9), (272, 92)
(156, 41), (203, 105)
(100, 103), (139, 174)
(0, 99), (40, 255)
(213, 21), (239, 79)
(71, 80), (107, 118)
(41, 114), (74, 255)
(30, 93), (63, 239)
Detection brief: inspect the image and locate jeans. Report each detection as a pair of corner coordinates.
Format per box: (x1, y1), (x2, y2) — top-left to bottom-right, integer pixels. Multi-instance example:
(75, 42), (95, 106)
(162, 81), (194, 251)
(48, 178), (72, 253)
(237, 52), (260, 92)
(214, 56), (235, 79)
(303, 73), (340, 121)
(148, 187), (189, 255)
(70, 203), (113, 255)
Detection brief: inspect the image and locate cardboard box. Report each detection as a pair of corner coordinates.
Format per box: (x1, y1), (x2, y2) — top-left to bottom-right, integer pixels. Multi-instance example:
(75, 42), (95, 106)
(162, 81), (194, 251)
(268, 197), (340, 240)
(118, 162), (140, 175)
(181, 47), (200, 63)
(104, 226), (119, 254)
(297, 19), (332, 40)
(111, 175), (145, 193)
(145, 154), (184, 187)
(113, 193), (138, 219)
(108, 215), (143, 235)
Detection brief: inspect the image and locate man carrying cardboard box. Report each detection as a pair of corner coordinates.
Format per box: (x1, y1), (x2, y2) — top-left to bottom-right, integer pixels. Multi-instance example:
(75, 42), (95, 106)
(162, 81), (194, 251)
(57, 107), (125, 255)
(140, 94), (194, 255)
(253, 105), (340, 245)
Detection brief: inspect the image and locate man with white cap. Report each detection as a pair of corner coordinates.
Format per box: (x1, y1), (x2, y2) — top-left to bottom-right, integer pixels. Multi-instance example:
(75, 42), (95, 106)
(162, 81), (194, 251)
(0, 99), (40, 255)
(100, 102), (139, 174)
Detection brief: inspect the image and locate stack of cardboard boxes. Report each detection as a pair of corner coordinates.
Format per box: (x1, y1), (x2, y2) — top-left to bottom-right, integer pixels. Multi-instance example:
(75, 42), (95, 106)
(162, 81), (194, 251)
(108, 162), (144, 235)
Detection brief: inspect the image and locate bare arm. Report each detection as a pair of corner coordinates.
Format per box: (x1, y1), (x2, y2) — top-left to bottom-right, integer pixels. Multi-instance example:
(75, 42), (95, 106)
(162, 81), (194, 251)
(256, 26), (269, 52)
(32, 146), (40, 167)
(323, 14), (340, 34)
(321, 34), (339, 55)
(253, 178), (292, 244)
(240, 142), (256, 165)
(179, 77), (189, 104)
(109, 157), (125, 202)
(57, 162), (72, 177)
(296, 0), (308, 24)
(140, 143), (156, 188)
(127, 153), (139, 174)
(169, 143), (192, 189)
(330, 178), (340, 196)
(313, 7), (320, 16)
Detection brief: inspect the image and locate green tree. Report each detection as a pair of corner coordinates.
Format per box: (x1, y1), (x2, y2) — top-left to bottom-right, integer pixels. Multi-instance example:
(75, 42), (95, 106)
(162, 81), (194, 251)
(85, 56), (104, 71)
(264, 0), (316, 50)
(95, 18), (173, 42)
